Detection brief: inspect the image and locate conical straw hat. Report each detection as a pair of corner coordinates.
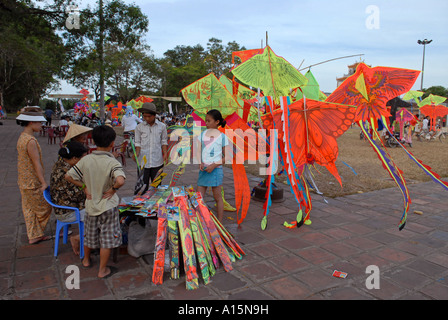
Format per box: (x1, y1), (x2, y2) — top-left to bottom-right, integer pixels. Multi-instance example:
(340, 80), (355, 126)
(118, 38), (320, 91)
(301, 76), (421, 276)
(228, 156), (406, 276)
(63, 124), (93, 143)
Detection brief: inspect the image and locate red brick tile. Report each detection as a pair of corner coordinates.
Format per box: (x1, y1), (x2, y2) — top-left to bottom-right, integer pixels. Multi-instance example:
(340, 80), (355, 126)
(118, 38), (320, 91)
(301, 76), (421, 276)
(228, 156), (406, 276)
(425, 252), (448, 268)
(15, 270), (58, 292)
(295, 269), (342, 290)
(277, 236), (312, 251)
(322, 242), (361, 258)
(297, 247), (337, 265)
(267, 254), (309, 273)
(15, 286), (61, 300)
(248, 242), (287, 258)
(15, 256), (54, 274)
(324, 286), (371, 300)
(239, 261), (285, 282)
(344, 237), (383, 251)
(406, 260), (447, 277)
(66, 278), (111, 300)
(301, 232), (334, 246)
(262, 276), (311, 299)
(374, 247), (413, 263)
(109, 271), (151, 292)
(383, 268), (430, 289)
(419, 282), (448, 300)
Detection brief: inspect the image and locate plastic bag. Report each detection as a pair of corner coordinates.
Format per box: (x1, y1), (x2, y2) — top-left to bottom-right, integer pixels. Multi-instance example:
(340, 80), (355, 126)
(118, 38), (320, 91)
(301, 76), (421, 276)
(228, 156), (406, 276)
(127, 220), (156, 258)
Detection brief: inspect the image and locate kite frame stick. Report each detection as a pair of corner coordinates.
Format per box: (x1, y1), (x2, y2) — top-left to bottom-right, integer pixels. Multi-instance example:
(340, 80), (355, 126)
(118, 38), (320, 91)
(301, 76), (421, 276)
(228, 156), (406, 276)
(298, 54), (365, 72)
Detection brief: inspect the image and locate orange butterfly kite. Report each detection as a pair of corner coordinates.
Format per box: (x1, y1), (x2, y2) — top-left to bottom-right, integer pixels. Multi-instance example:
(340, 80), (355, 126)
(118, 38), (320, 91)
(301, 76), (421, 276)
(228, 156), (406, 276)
(262, 98), (356, 186)
(419, 105), (448, 131)
(326, 63), (420, 122)
(326, 63), (423, 230)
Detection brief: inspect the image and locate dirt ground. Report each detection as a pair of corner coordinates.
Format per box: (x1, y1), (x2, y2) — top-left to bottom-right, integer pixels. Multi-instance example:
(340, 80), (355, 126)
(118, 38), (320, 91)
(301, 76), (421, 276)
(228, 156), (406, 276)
(244, 126), (448, 198)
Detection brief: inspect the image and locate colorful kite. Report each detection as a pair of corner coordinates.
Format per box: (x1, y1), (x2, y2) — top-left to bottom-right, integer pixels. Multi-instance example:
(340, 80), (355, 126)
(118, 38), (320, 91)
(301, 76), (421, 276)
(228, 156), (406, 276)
(181, 73), (243, 119)
(262, 97), (356, 187)
(418, 94), (448, 131)
(293, 70), (327, 102)
(180, 73), (269, 224)
(326, 62), (448, 229)
(180, 45), (447, 233)
(232, 48), (264, 65)
(403, 90), (424, 105)
(326, 63), (420, 229)
(230, 46), (313, 228)
(135, 95), (154, 103)
(395, 107), (416, 141)
(231, 46), (308, 98)
(259, 94), (356, 228)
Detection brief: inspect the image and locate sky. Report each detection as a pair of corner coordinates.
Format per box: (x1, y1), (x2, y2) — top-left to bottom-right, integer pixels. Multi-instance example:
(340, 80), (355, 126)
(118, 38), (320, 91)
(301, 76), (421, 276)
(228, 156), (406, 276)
(55, 0), (448, 96)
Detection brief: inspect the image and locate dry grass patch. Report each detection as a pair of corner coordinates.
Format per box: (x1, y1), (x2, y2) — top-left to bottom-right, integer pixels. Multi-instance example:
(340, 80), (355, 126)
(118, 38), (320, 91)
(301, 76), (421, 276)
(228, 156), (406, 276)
(244, 126), (448, 198)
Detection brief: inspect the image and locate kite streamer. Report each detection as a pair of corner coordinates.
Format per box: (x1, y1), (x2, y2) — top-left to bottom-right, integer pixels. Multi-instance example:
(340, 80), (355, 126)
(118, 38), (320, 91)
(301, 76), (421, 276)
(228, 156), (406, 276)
(360, 119), (410, 230)
(381, 116), (448, 191)
(232, 163), (251, 225)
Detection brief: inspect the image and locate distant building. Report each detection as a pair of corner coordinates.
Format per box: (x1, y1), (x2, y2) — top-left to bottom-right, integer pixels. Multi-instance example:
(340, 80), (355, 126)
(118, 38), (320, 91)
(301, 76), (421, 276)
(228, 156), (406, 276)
(336, 61), (370, 87)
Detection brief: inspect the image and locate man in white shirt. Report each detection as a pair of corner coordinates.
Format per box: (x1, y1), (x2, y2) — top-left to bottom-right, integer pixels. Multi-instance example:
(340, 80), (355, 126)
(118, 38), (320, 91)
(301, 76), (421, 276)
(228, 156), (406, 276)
(422, 116), (429, 132)
(59, 116), (69, 127)
(122, 106), (142, 133)
(134, 103), (168, 193)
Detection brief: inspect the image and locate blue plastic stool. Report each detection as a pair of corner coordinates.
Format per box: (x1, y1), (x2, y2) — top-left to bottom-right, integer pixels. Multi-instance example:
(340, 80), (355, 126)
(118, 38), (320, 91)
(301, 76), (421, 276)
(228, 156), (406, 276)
(43, 187), (84, 259)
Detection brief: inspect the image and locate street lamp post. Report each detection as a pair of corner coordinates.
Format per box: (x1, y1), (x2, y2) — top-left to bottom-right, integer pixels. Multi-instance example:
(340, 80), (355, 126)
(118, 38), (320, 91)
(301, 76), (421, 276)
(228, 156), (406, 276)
(98, 0), (105, 121)
(417, 39), (432, 91)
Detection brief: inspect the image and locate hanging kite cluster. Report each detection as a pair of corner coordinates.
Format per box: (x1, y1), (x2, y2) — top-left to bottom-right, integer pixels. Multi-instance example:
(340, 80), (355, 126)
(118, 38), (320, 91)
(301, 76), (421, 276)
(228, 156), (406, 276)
(175, 45), (447, 231)
(72, 89), (154, 124)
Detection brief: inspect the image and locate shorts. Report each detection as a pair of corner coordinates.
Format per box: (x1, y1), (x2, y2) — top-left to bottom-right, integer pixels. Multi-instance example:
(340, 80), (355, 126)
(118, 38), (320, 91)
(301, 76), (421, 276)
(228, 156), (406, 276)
(197, 166), (223, 187)
(84, 207), (122, 249)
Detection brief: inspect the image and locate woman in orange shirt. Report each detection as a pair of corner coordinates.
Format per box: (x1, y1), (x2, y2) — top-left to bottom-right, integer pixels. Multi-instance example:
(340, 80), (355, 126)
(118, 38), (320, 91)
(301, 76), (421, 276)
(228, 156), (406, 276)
(16, 107), (52, 244)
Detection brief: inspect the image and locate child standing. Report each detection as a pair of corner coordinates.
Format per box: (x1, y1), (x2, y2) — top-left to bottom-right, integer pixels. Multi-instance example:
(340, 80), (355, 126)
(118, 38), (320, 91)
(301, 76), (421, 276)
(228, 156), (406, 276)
(66, 125), (126, 279)
(196, 110), (228, 221)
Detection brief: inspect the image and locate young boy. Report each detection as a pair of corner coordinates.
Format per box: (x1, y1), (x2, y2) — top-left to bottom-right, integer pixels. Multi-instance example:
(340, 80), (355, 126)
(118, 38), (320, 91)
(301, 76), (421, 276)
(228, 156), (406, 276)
(66, 125), (126, 279)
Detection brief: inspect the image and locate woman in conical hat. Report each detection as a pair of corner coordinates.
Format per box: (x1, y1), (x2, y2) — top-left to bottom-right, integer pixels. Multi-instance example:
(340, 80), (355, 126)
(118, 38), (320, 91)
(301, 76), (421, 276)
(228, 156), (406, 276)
(63, 123), (93, 145)
(16, 107), (53, 244)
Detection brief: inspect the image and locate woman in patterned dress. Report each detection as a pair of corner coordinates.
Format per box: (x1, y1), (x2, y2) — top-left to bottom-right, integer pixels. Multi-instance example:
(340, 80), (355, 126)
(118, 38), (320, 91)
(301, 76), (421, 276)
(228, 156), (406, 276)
(16, 107), (52, 244)
(50, 141), (89, 255)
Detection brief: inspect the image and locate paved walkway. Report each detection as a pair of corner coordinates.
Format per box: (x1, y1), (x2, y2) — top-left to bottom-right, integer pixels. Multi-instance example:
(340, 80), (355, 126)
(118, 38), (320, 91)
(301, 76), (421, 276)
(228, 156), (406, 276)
(1, 119), (447, 300)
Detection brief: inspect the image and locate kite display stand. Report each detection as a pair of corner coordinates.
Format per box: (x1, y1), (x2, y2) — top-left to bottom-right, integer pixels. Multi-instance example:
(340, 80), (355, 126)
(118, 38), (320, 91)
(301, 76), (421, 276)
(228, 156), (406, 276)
(119, 185), (245, 290)
(252, 183), (284, 203)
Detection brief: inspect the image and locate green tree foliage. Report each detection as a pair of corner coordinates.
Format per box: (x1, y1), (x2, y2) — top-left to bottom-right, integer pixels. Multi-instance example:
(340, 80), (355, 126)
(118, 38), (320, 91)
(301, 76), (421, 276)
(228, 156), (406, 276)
(155, 39), (246, 99)
(105, 44), (159, 102)
(0, 0), (66, 111)
(157, 44), (208, 98)
(422, 86), (448, 99)
(1, 1), (247, 111)
(63, 0), (149, 102)
(205, 38), (245, 78)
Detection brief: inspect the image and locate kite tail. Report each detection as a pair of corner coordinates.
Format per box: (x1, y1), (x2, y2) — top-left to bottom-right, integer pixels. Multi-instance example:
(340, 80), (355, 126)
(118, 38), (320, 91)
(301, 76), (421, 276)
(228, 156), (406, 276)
(300, 173), (312, 222)
(279, 96), (311, 229)
(260, 127), (278, 230)
(169, 163), (186, 187)
(360, 119), (410, 230)
(283, 172), (312, 229)
(261, 170), (274, 230)
(232, 163), (251, 225)
(382, 116), (448, 191)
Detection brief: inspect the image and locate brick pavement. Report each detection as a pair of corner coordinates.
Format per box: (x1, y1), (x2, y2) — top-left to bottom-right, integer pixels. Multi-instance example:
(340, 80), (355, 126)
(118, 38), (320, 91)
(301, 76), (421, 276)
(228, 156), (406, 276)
(1, 119), (447, 300)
